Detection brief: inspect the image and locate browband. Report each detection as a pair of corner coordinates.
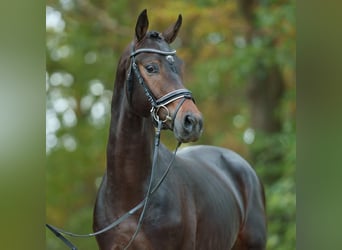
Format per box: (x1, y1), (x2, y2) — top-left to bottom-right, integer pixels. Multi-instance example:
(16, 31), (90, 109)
(131, 48), (176, 57)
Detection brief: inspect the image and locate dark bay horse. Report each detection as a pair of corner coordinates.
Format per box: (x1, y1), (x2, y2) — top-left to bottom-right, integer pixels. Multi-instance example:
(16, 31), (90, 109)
(93, 9), (267, 250)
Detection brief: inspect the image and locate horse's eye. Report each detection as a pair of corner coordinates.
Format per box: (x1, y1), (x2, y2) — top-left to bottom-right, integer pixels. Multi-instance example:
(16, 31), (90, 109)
(145, 64), (159, 74)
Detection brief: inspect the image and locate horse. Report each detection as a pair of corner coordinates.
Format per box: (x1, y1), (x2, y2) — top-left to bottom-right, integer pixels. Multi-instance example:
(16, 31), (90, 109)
(93, 9), (267, 250)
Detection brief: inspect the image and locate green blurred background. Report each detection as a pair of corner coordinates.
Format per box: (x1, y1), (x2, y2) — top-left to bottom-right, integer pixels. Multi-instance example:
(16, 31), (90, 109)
(5, 1), (342, 250)
(46, 0), (295, 249)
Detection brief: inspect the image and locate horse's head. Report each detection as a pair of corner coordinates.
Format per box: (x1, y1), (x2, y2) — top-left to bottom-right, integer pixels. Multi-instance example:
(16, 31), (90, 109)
(125, 9), (203, 143)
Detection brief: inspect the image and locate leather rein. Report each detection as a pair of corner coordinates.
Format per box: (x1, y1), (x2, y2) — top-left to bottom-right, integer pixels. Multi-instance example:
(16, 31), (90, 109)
(46, 46), (192, 250)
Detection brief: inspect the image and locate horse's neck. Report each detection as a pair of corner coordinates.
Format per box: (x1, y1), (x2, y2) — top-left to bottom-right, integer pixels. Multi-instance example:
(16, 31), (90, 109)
(105, 93), (154, 208)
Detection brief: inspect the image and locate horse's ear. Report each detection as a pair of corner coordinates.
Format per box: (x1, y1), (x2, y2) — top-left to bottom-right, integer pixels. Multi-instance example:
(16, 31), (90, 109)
(135, 9), (149, 42)
(162, 14), (182, 44)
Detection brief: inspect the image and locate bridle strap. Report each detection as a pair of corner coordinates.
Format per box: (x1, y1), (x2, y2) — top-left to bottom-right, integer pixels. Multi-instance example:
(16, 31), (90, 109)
(131, 48), (176, 57)
(151, 88), (193, 128)
(129, 46), (180, 109)
(156, 89), (193, 107)
(129, 45), (194, 126)
(131, 60), (158, 107)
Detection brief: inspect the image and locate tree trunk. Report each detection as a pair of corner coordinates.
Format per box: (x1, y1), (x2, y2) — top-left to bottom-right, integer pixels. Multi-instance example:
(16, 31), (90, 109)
(247, 65), (284, 133)
(238, 0), (285, 134)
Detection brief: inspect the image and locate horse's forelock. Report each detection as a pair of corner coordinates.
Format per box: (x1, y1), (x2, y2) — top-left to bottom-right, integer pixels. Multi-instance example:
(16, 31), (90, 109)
(147, 31), (162, 40)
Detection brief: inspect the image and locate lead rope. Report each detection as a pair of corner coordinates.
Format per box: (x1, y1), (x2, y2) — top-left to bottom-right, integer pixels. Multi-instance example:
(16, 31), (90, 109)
(46, 121), (182, 250)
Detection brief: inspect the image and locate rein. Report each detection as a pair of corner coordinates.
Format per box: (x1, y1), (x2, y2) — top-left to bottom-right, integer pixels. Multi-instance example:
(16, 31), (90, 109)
(46, 46), (189, 250)
(46, 121), (181, 249)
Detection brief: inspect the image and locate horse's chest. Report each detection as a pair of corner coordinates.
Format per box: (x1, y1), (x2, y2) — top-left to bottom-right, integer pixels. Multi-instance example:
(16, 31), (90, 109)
(143, 201), (191, 248)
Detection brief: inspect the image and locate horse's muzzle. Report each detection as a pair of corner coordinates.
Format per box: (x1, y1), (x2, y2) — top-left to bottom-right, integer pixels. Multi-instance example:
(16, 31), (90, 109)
(174, 112), (203, 143)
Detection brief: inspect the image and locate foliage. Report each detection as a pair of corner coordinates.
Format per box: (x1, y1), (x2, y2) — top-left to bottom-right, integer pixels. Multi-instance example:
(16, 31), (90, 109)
(46, 0), (295, 249)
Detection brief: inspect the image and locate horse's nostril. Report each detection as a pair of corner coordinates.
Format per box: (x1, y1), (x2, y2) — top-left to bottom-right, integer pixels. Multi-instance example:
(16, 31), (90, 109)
(183, 114), (198, 133)
(184, 115), (194, 126)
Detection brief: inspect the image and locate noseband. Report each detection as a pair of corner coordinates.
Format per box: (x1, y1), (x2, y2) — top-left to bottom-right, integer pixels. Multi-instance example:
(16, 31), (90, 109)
(127, 46), (194, 127)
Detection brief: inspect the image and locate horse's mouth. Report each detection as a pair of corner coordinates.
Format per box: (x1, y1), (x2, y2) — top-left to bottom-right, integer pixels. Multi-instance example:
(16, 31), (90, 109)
(173, 114), (203, 143)
(174, 131), (203, 143)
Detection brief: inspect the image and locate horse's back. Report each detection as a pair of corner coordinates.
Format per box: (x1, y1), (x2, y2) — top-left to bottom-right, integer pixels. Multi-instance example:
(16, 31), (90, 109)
(177, 144), (263, 195)
(177, 145), (262, 199)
